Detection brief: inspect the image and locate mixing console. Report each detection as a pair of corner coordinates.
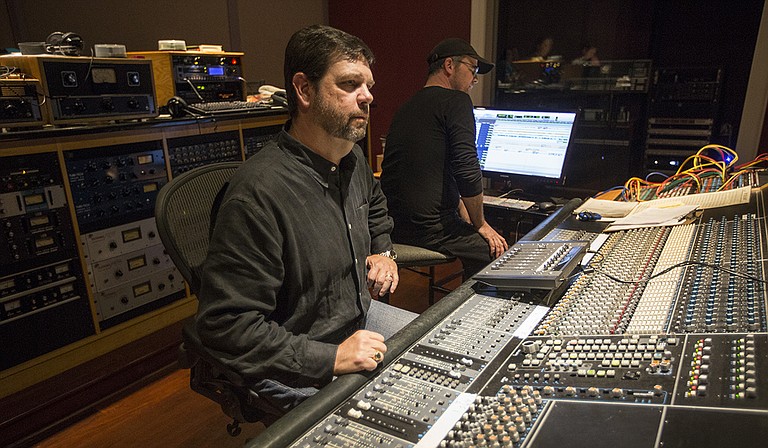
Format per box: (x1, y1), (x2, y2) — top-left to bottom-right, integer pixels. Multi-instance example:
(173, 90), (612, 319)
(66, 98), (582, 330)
(287, 293), (549, 447)
(251, 191), (768, 448)
(488, 334), (681, 406)
(538, 228), (599, 243)
(670, 215), (766, 333)
(475, 241), (588, 290)
(533, 213), (767, 336)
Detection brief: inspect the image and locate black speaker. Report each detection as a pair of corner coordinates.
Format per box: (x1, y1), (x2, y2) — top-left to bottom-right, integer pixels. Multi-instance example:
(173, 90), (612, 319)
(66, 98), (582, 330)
(45, 31), (83, 56)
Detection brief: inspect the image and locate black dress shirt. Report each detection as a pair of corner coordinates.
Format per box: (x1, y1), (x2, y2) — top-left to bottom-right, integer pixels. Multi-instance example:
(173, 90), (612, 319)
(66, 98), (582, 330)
(196, 125), (393, 388)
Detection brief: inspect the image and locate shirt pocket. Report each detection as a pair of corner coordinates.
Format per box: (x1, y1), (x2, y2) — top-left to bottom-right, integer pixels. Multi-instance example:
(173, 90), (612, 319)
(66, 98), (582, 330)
(352, 200), (370, 244)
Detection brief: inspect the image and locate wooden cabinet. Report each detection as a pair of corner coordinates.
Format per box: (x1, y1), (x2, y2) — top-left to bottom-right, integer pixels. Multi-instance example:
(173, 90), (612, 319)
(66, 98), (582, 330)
(0, 112), (286, 446)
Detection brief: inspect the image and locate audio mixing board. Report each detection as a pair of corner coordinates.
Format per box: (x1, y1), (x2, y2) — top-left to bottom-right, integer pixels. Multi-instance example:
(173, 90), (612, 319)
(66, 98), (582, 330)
(250, 192), (768, 448)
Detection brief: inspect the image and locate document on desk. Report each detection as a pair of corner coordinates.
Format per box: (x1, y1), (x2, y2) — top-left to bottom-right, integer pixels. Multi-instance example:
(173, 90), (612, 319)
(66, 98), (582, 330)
(605, 203), (700, 232)
(574, 198), (638, 220)
(630, 186), (751, 214)
(576, 186), (752, 225)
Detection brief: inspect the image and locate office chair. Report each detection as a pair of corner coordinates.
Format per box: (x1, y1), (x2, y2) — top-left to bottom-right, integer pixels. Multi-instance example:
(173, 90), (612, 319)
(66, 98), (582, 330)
(155, 161), (282, 436)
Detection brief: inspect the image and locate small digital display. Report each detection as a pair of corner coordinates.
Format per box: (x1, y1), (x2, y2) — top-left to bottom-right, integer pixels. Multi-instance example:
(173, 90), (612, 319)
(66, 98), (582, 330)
(208, 66), (225, 76)
(55, 263), (70, 274)
(29, 215), (51, 227)
(143, 183), (158, 193)
(137, 154), (153, 165)
(35, 236), (55, 248)
(128, 255), (147, 271)
(92, 67), (117, 84)
(133, 281), (152, 297)
(122, 227), (142, 243)
(0, 279), (15, 291)
(23, 194), (45, 206)
(4, 300), (21, 312)
(60, 283), (74, 294)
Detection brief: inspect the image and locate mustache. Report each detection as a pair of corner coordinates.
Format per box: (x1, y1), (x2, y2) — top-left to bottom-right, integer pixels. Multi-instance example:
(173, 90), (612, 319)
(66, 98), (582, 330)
(350, 111), (369, 122)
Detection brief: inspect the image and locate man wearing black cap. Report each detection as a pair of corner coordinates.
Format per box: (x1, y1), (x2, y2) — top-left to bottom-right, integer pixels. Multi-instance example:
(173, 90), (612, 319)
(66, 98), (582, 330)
(381, 38), (508, 279)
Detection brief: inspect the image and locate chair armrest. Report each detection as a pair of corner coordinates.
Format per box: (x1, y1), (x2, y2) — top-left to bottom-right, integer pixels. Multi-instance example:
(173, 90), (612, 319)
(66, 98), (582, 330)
(180, 319), (249, 387)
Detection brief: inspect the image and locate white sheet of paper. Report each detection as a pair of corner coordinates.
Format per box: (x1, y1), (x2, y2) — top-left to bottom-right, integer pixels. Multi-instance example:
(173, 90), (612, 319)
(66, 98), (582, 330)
(630, 186), (751, 214)
(605, 204), (699, 232)
(574, 198), (638, 219)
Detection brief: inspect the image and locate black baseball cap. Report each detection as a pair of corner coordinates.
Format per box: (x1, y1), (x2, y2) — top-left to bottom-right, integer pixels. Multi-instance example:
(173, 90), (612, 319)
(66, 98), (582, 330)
(427, 38), (494, 74)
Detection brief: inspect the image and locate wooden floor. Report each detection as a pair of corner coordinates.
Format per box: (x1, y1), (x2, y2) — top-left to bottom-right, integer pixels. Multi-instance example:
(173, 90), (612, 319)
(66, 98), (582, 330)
(34, 369), (268, 448)
(35, 262), (463, 448)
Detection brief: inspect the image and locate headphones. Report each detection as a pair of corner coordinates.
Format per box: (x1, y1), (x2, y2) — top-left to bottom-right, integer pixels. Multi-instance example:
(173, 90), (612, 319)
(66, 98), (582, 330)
(166, 96), (189, 118)
(45, 32), (83, 56)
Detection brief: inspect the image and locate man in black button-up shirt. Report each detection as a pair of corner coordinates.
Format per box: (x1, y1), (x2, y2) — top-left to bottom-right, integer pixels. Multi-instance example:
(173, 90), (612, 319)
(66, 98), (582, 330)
(196, 25), (414, 414)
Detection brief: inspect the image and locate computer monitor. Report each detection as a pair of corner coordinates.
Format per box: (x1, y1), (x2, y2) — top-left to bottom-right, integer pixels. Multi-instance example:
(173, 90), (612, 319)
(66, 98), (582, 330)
(474, 108), (577, 187)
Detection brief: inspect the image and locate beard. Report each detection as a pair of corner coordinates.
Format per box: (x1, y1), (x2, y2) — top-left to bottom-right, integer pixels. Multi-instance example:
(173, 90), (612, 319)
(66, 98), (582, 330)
(311, 95), (369, 143)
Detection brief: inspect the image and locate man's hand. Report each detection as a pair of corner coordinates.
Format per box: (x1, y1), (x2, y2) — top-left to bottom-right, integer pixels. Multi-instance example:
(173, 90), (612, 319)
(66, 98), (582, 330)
(334, 330), (387, 374)
(366, 254), (399, 296)
(478, 222), (508, 258)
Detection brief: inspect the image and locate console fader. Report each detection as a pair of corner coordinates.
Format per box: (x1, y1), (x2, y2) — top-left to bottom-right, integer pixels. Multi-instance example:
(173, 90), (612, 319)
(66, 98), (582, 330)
(534, 213), (767, 337)
(288, 293), (549, 447)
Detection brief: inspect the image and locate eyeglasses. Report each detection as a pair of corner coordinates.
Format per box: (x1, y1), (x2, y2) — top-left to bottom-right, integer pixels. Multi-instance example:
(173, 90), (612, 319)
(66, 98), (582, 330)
(458, 60), (479, 75)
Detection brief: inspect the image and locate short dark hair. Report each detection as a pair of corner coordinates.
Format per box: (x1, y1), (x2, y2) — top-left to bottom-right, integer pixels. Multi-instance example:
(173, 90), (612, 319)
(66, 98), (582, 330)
(428, 55), (461, 76)
(284, 25), (375, 117)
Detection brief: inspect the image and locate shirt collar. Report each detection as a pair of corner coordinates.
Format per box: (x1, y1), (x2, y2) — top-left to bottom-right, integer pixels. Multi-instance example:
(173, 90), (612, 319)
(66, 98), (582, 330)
(278, 120), (359, 188)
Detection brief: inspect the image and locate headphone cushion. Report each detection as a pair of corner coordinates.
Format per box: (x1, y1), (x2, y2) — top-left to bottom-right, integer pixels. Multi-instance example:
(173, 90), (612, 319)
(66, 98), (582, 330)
(167, 96), (188, 118)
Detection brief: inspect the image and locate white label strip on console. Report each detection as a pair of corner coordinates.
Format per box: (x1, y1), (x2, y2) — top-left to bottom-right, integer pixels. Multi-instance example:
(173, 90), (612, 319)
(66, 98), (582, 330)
(416, 392), (477, 448)
(513, 305), (550, 339)
(581, 232), (610, 266)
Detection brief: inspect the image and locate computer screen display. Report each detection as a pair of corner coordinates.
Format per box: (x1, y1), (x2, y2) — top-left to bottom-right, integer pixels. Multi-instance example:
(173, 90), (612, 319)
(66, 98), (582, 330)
(474, 108), (577, 185)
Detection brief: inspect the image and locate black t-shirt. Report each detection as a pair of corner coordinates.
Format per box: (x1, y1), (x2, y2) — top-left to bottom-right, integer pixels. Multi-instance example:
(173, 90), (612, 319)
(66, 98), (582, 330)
(381, 86), (483, 235)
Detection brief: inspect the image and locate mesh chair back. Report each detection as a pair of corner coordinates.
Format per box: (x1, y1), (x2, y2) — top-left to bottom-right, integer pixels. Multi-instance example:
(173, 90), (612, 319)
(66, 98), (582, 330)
(155, 162), (242, 294)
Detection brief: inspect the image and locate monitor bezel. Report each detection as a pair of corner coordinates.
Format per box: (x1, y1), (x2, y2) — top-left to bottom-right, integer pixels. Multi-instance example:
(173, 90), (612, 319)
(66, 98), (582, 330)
(474, 107), (579, 187)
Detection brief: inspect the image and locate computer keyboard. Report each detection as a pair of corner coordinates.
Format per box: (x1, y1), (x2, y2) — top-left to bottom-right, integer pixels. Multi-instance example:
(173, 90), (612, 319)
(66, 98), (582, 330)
(483, 196), (536, 210)
(186, 101), (270, 115)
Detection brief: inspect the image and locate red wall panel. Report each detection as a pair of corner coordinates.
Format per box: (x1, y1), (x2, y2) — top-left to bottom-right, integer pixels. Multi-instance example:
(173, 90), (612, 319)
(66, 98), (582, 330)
(329, 1), (472, 167)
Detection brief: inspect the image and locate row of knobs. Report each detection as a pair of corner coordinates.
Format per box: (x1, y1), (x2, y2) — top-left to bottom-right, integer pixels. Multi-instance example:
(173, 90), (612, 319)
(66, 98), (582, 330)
(440, 386), (543, 447)
(2, 175), (56, 193)
(730, 335), (758, 399)
(1, 100), (35, 119)
(62, 98), (144, 114)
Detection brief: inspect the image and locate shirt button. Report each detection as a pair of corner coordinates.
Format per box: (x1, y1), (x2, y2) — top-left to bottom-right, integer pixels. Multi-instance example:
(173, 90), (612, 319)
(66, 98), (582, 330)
(355, 259), (359, 264)
(331, 166), (337, 172)
(348, 224), (352, 230)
